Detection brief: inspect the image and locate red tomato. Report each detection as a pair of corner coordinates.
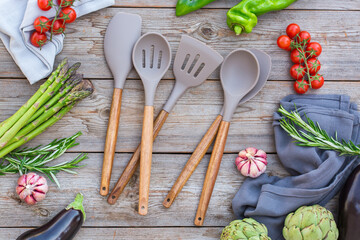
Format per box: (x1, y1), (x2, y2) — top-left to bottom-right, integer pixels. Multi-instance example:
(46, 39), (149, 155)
(307, 58), (321, 75)
(277, 35), (291, 51)
(290, 49), (305, 64)
(34, 16), (51, 33)
(306, 42), (322, 57)
(294, 80), (309, 94)
(286, 23), (300, 39)
(51, 20), (66, 35)
(30, 31), (47, 48)
(310, 74), (324, 89)
(290, 64), (306, 79)
(38, 0), (52, 11)
(59, 7), (77, 23)
(297, 31), (311, 43)
(57, 0), (75, 8)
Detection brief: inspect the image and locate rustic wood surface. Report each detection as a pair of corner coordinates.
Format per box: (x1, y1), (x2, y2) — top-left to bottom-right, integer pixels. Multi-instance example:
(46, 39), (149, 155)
(0, 0), (358, 239)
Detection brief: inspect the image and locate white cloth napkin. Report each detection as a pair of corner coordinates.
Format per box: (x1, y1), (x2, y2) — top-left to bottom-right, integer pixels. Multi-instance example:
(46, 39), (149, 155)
(0, 0), (114, 84)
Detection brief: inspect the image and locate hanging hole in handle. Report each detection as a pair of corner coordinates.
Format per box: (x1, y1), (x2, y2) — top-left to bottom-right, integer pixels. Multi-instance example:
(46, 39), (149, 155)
(157, 51), (163, 69)
(111, 195), (116, 199)
(102, 187), (106, 191)
(167, 198), (170, 202)
(188, 54), (200, 74)
(198, 217), (202, 221)
(194, 63), (205, 78)
(150, 45), (154, 69)
(142, 49), (146, 68)
(141, 206), (145, 210)
(181, 54), (190, 70)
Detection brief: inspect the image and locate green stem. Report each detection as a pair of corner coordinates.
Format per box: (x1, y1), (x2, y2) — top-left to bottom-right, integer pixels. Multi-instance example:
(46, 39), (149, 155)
(66, 193), (86, 222)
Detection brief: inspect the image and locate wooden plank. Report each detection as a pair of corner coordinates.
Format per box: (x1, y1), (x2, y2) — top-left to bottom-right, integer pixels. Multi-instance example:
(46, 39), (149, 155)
(0, 8), (359, 80)
(0, 227), (224, 240)
(1, 80), (360, 153)
(0, 152), (337, 227)
(114, 0), (360, 10)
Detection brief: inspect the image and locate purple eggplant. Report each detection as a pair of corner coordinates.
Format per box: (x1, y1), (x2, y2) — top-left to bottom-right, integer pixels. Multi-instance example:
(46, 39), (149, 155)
(339, 164), (360, 240)
(17, 193), (85, 240)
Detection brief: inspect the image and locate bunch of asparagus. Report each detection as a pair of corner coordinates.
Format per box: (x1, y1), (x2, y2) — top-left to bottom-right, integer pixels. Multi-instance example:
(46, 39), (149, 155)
(0, 58), (94, 159)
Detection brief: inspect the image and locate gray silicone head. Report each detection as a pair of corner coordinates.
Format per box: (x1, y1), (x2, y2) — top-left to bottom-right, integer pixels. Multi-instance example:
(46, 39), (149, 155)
(163, 35), (223, 113)
(104, 12), (142, 89)
(132, 32), (171, 106)
(220, 49), (260, 122)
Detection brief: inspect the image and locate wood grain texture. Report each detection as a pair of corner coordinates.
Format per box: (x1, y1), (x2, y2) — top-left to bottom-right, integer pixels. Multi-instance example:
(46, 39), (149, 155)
(108, 109), (169, 204)
(0, 8), (359, 81)
(163, 114), (223, 208)
(100, 88), (122, 196)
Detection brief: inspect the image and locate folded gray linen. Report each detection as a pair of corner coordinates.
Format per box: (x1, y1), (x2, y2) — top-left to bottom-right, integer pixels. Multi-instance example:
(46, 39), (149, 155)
(232, 94), (360, 239)
(0, 0), (114, 84)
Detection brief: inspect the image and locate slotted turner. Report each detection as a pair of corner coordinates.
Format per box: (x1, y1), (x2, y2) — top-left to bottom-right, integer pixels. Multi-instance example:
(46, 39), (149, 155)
(107, 35), (223, 206)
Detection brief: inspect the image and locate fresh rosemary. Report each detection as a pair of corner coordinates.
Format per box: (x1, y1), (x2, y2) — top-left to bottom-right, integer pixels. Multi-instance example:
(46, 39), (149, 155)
(0, 131), (87, 188)
(278, 105), (360, 156)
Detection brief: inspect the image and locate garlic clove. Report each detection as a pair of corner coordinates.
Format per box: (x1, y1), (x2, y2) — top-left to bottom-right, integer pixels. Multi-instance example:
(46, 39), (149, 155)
(246, 147), (258, 156)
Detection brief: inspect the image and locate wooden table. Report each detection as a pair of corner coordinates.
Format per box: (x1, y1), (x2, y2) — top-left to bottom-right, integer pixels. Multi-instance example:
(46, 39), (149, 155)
(0, 0), (359, 239)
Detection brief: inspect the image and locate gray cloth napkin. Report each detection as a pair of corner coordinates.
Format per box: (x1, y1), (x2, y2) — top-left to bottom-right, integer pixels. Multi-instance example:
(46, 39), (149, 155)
(232, 94), (360, 240)
(0, 0), (114, 84)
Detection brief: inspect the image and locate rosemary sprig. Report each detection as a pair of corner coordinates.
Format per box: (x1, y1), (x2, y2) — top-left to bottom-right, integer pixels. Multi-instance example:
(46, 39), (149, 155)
(278, 105), (360, 156)
(0, 132), (88, 188)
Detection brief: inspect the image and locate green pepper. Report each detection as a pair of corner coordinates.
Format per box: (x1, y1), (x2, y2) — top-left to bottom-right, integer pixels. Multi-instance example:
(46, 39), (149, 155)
(227, 0), (297, 35)
(176, 0), (218, 16)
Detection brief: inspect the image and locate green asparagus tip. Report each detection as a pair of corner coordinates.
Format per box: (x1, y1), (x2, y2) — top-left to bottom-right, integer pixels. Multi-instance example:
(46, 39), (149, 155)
(234, 25), (243, 35)
(66, 193), (86, 222)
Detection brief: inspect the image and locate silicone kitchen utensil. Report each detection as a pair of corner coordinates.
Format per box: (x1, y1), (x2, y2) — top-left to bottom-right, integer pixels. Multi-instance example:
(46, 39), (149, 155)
(163, 49), (271, 208)
(132, 32), (171, 215)
(195, 49), (260, 226)
(100, 13), (142, 196)
(107, 35), (223, 205)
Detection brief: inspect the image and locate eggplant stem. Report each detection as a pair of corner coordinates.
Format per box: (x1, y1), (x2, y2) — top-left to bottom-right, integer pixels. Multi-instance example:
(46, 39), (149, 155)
(66, 193), (86, 222)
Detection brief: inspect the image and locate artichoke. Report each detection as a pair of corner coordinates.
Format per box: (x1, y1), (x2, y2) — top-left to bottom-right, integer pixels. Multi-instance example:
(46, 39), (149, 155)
(220, 218), (271, 240)
(283, 205), (339, 240)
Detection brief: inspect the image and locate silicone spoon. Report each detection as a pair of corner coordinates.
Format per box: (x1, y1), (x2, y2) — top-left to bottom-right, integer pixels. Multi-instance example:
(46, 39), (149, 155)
(195, 49), (260, 226)
(163, 49), (271, 208)
(132, 32), (171, 215)
(108, 35), (223, 205)
(100, 12), (142, 196)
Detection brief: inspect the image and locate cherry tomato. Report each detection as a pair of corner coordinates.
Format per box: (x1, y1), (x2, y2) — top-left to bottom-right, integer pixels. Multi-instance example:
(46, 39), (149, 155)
(34, 16), (51, 33)
(294, 80), (309, 94)
(310, 74), (324, 89)
(59, 7), (76, 23)
(30, 31), (47, 48)
(307, 58), (321, 75)
(297, 31), (311, 44)
(51, 20), (66, 35)
(277, 35), (292, 51)
(286, 23), (300, 39)
(57, 0), (75, 8)
(306, 42), (322, 57)
(38, 0), (52, 11)
(290, 64), (306, 79)
(290, 49), (305, 64)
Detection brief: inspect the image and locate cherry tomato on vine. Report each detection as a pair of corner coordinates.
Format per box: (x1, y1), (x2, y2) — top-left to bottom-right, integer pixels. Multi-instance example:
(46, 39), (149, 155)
(277, 35), (292, 51)
(38, 0), (52, 11)
(51, 20), (66, 35)
(307, 58), (321, 75)
(30, 31), (47, 48)
(59, 7), (77, 23)
(306, 42), (322, 57)
(57, 0), (75, 8)
(290, 49), (305, 64)
(286, 23), (300, 39)
(297, 31), (311, 43)
(290, 64), (306, 79)
(34, 16), (51, 33)
(310, 74), (324, 89)
(294, 80), (309, 94)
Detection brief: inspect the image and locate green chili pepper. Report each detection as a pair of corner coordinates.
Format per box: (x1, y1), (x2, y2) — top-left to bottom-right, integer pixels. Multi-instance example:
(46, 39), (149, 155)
(176, 0), (218, 16)
(227, 0), (297, 35)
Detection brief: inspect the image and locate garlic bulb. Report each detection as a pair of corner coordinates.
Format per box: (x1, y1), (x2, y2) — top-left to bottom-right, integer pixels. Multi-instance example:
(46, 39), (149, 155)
(16, 172), (48, 205)
(235, 147), (267, 178)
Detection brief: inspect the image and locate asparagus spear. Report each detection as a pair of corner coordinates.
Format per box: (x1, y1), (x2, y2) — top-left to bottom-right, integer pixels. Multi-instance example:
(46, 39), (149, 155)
(0, 59), (68, 138)
(0, 63), (81, 148)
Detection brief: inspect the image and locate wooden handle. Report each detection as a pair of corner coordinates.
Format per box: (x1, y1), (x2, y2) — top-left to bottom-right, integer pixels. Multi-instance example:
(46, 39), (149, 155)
(139, 105), (154, 215)
(194, 121), (230, 226)
(100, 88), (122, 196)
(107, 110), (169, 205)
(163, 115), (223, 208)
